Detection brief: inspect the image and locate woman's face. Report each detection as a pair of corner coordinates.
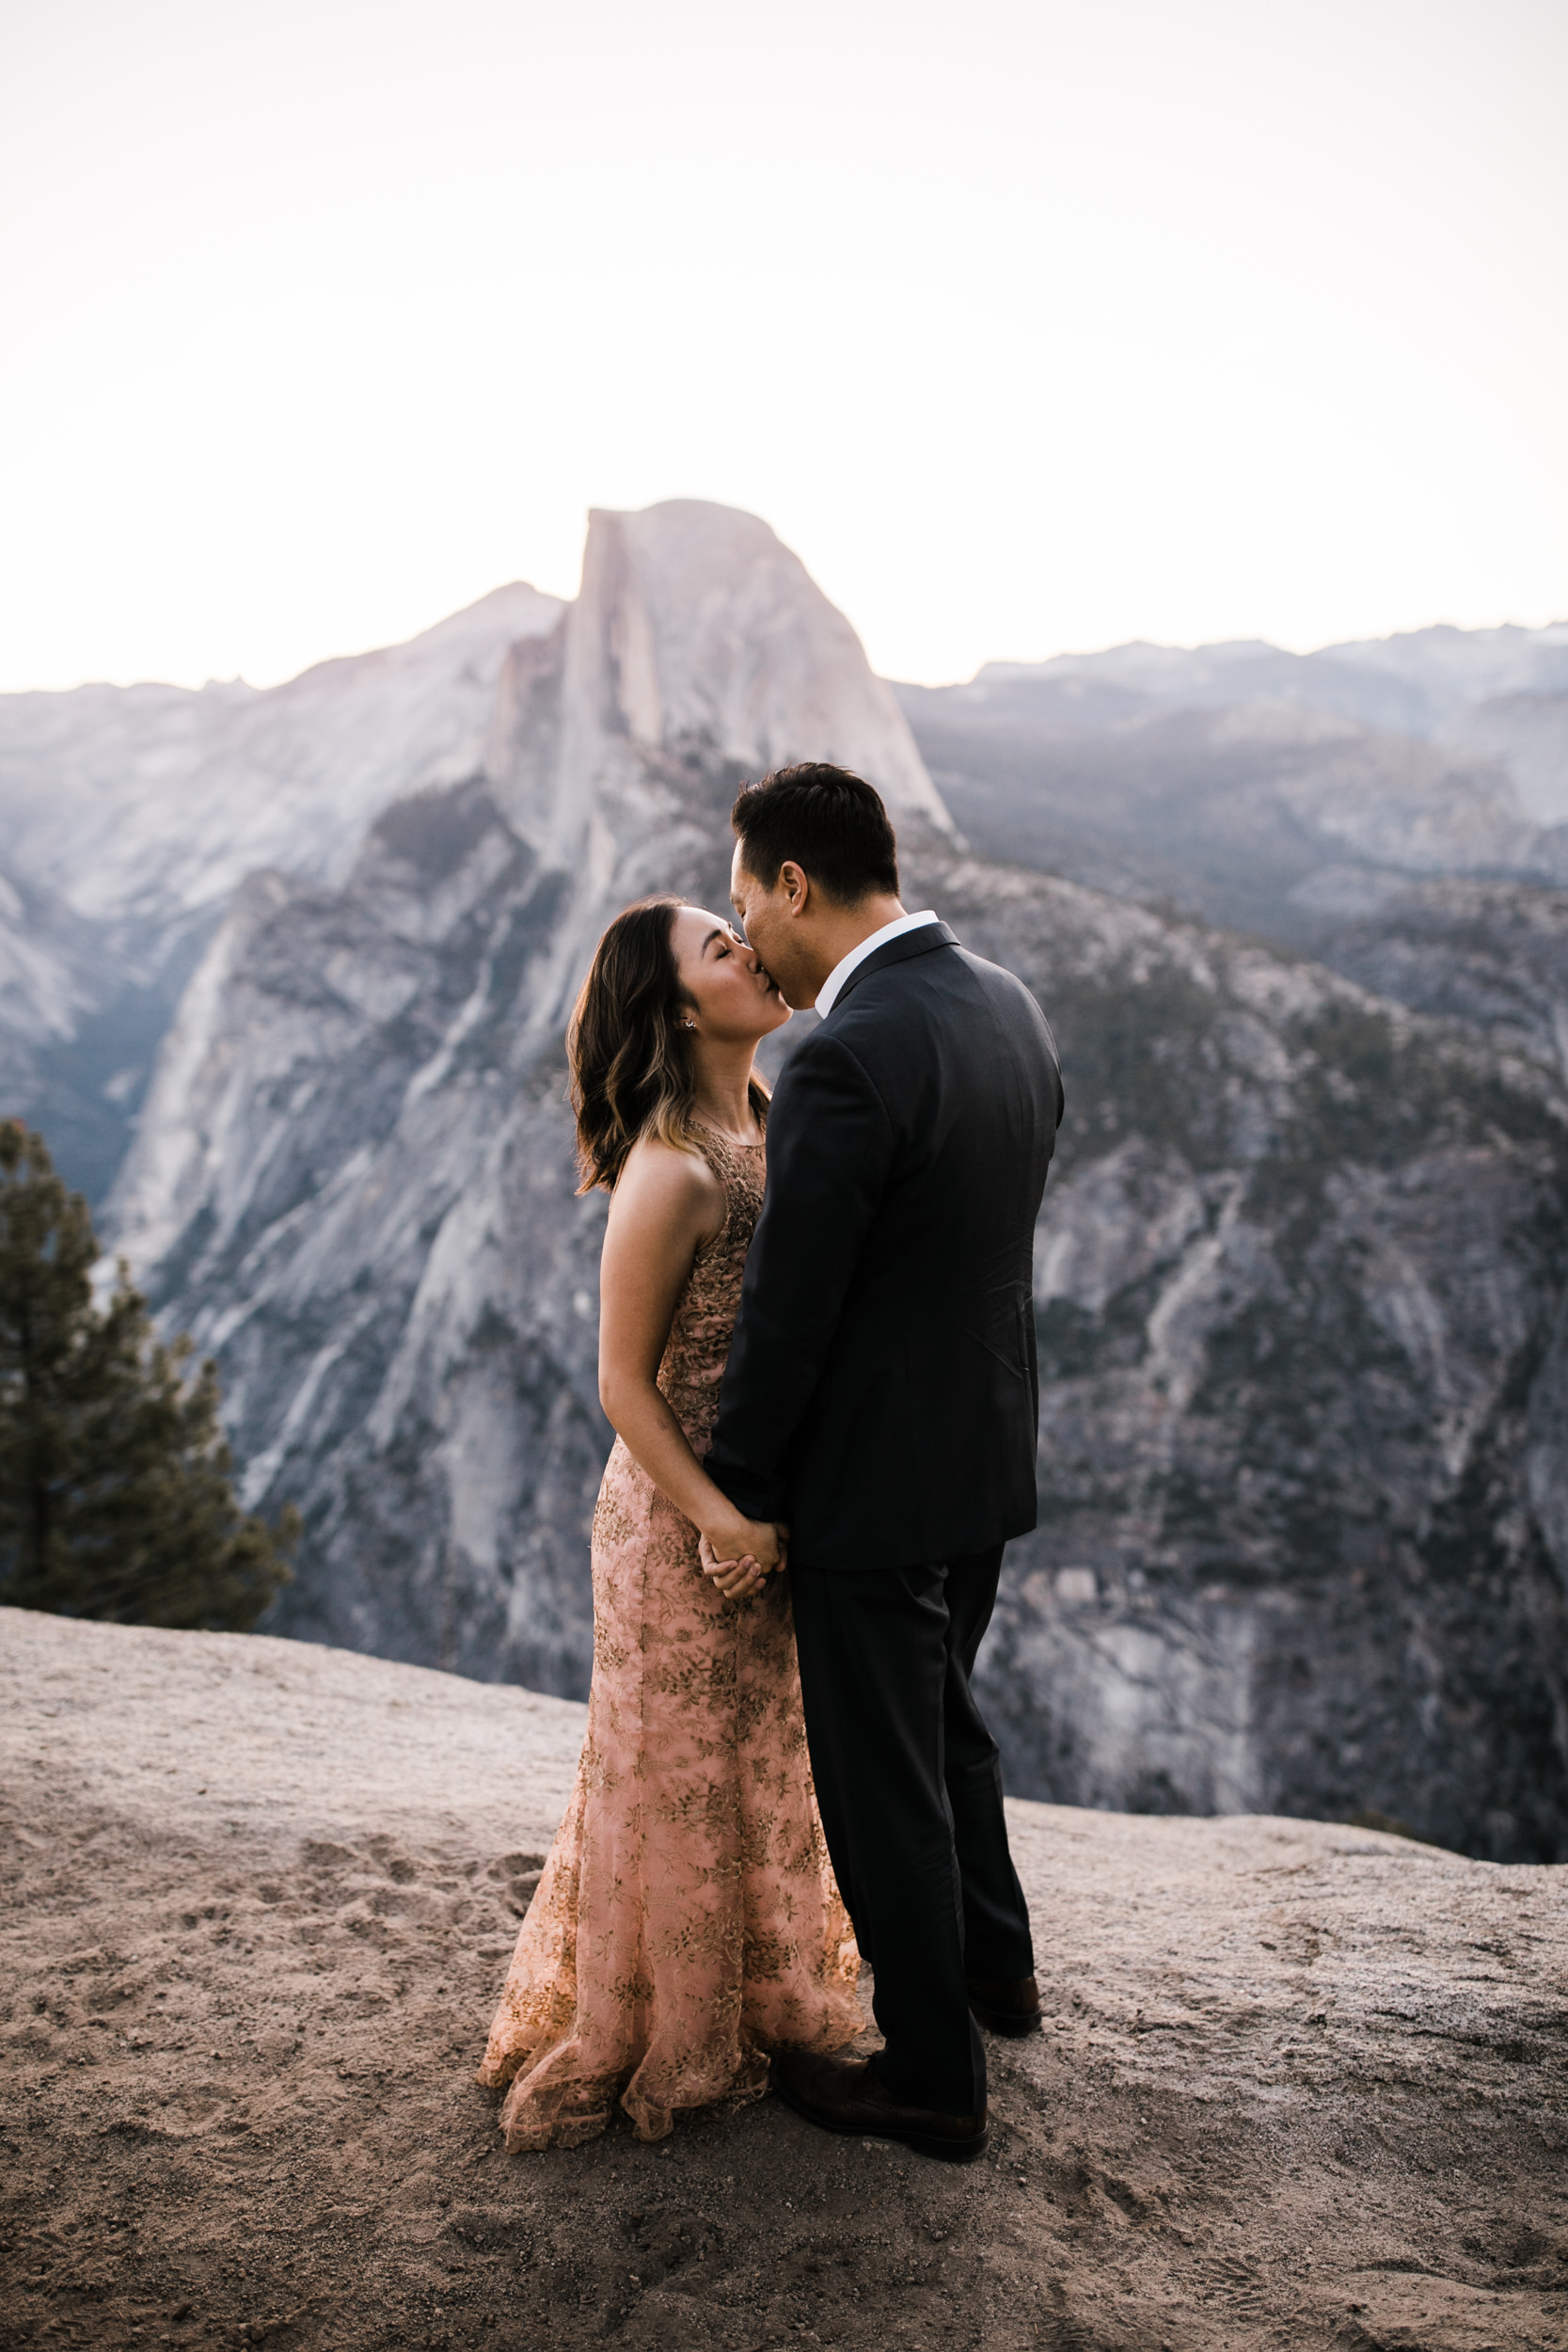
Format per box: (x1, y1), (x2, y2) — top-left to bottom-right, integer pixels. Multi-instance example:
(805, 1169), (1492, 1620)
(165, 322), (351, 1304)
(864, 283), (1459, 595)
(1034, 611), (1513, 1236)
(671, 906), (791, 1045)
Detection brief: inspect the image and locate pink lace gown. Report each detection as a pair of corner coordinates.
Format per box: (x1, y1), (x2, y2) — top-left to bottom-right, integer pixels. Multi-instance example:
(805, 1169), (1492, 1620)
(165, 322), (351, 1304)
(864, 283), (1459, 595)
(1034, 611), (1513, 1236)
(477, 1123), (862, 2149)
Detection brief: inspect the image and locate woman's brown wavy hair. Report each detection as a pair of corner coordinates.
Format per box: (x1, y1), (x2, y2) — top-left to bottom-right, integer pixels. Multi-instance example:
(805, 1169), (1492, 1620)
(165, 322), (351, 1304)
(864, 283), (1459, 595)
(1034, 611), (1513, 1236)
(568, 897), (768, 1192)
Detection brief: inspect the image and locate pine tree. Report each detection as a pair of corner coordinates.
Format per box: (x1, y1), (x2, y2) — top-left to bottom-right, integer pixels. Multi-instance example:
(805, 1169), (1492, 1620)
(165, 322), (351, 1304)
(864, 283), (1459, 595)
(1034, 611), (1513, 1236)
(0, 1120), (297, 1629)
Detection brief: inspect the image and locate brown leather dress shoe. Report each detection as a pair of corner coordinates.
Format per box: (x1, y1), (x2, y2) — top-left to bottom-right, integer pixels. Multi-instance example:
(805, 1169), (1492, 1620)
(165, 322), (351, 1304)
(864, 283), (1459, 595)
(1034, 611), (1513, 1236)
(772, 2049), (989, 2164)
(967, 1974), (1043, 2036)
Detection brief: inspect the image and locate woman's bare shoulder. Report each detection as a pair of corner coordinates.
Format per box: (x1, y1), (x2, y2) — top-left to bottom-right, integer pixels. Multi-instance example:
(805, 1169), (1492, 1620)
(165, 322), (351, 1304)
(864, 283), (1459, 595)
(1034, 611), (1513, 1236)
(609, 1134), (725, 1234)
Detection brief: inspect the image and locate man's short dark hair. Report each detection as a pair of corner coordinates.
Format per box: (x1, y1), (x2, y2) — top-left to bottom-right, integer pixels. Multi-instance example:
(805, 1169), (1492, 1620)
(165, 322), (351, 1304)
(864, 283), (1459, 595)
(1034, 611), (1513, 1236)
(730, 762), (900, 905)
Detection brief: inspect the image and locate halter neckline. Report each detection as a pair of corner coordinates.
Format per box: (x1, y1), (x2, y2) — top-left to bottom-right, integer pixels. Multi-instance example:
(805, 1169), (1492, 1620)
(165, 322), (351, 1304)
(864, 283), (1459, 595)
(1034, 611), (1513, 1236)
(695, 1120), (770, 1157)
(694, 1117), (765, 1152)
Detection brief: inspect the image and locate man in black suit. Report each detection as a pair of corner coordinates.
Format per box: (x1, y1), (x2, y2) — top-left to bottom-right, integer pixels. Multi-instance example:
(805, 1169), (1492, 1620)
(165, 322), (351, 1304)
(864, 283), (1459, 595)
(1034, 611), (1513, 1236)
(702, 762), (1064, 2163)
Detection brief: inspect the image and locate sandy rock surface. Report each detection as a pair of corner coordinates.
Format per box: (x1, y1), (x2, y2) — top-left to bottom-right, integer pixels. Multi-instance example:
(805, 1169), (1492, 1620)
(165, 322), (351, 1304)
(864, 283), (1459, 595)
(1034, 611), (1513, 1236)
(3, 1607), (1567, 2351)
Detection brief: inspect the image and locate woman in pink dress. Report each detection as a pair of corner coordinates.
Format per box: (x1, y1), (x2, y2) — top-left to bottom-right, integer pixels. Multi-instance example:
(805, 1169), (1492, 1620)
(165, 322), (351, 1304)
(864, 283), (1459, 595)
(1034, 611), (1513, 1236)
(477, 897), (862, 2149)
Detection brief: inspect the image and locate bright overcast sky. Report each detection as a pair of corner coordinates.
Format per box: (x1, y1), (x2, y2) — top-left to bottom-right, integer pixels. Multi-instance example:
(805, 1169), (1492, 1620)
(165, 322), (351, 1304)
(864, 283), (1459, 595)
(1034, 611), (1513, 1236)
(1, 0), (1564, 691)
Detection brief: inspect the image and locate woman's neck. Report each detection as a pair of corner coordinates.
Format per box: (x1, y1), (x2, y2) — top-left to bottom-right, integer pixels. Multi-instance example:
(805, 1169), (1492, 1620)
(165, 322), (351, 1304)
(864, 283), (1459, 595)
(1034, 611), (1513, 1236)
(690, 1041), (762, 1143)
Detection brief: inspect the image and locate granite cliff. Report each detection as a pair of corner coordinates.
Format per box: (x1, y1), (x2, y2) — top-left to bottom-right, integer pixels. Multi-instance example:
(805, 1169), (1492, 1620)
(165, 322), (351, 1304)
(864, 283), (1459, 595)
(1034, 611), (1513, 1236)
(942, 859), (1568, 1857)
(894, 632), (1568, 1851)
(0, 583), (562, 1197)
(106, 502), (948, 1699)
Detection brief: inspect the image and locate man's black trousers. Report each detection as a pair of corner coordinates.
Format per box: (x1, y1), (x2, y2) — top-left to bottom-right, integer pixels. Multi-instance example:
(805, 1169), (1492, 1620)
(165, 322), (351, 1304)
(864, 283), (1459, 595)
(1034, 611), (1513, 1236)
(787, 1542), (1035, 2116)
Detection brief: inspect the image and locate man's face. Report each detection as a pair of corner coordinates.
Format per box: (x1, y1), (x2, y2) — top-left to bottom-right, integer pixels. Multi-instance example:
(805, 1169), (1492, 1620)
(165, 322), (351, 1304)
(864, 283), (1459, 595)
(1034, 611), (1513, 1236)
(730, 841), (814, 1009)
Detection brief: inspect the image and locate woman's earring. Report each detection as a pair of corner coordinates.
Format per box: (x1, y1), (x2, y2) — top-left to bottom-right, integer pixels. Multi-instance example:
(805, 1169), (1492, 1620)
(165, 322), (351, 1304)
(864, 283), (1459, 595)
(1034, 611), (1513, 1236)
(678, 1020), (697, 1031)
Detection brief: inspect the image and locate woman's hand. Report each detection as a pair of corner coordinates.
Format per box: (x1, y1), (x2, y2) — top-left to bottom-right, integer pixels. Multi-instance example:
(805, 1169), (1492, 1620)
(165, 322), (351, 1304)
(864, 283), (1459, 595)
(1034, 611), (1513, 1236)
(698, 1517), (788, 1601)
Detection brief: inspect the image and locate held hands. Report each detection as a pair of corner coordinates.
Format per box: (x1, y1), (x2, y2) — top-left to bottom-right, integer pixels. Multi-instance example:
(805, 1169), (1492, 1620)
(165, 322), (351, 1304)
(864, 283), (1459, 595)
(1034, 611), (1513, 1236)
(698, 1515), (788, 1603)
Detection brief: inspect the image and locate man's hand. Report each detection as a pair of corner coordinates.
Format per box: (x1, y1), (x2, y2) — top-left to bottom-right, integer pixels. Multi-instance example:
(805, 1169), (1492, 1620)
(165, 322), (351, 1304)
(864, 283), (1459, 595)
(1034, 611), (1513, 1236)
(698, 1517), (788, 1601)
(699, 1537), (765, 1600)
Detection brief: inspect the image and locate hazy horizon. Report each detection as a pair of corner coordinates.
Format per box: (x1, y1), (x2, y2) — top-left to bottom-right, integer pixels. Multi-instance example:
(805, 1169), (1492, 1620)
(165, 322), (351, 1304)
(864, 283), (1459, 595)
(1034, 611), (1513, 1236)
(8, 552), (1566, 704)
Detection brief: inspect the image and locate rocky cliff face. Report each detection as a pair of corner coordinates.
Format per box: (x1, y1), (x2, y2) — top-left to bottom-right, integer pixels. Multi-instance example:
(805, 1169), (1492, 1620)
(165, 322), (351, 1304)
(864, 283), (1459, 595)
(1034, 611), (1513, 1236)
(892, 633), (1568, 1853)
(99, 510), (1568, 1861)
(936, 859), (1568, 1859)
(107, 501), (947, 1698)
(0, 583), (562, 1197)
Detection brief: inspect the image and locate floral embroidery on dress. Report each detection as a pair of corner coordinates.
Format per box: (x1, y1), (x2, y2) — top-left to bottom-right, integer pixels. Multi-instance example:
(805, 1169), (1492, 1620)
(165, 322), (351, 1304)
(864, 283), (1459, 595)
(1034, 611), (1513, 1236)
(476, 1123), (862, 2149)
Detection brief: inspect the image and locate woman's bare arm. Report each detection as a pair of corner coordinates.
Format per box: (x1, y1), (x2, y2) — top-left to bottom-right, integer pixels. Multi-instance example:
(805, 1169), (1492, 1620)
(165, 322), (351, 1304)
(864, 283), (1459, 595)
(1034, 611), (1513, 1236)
(597, 1138), (784, 1593)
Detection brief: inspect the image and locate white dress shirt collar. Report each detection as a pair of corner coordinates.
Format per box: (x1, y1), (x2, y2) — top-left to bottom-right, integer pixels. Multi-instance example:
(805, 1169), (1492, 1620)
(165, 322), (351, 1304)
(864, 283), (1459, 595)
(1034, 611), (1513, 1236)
(814, 910), (942, 1018)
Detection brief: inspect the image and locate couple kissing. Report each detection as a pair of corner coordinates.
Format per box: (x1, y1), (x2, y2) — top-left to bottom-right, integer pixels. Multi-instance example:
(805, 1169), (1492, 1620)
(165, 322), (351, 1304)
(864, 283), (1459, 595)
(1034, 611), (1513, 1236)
(478, 760), (1064, 2164)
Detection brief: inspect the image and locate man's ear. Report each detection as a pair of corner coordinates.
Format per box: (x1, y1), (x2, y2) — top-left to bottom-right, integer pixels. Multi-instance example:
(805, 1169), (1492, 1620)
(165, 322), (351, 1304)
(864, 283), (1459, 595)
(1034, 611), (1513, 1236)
(779, 861), (810, 917)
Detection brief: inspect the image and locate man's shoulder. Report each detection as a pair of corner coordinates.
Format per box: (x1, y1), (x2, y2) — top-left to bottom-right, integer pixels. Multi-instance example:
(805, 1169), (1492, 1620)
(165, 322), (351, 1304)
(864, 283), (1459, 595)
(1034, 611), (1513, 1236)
(954, 945), (1057, 1030)
(833, 935), (1047, 1027)
(829, 939), (1062, 1096)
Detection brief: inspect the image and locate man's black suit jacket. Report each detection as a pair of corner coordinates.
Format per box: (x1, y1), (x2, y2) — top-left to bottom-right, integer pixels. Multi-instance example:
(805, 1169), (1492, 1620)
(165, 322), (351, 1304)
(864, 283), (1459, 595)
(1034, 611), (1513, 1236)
(705, 921), (1064, 1573)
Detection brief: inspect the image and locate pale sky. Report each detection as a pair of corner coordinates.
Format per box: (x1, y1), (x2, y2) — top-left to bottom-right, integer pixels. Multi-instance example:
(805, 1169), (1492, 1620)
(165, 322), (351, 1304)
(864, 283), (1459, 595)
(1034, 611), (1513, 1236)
(1, 0), (1564, 693)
